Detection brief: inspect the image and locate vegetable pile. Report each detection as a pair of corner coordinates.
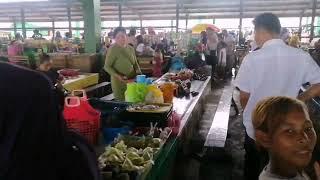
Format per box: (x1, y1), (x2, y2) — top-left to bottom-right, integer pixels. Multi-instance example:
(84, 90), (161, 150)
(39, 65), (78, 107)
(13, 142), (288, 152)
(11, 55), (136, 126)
(98, 136), (163, 173)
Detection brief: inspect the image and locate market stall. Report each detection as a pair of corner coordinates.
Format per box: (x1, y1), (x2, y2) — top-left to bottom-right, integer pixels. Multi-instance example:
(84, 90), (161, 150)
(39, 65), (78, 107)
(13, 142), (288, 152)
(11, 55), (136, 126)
(71, 69), (211, 180)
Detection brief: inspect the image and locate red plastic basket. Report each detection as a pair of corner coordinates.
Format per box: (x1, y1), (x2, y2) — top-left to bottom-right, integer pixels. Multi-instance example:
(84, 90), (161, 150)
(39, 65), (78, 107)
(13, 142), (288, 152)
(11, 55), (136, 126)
(64, 91), (101, 144)
(66, 118), (100, 144)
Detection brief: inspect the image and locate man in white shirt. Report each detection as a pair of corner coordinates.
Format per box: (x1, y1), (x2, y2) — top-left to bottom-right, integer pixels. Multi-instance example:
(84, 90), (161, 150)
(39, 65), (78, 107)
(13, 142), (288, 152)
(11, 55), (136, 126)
(234, 13), (320, 180)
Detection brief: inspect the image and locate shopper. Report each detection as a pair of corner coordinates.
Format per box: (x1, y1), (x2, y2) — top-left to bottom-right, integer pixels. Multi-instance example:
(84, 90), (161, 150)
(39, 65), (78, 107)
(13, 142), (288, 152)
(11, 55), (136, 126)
(64, 32), (71, 41)
(32, 29), (43, 40)
(185, 43), (206, 70)
(217, 35), (228, 79)
(200, 31), (207, 46)
(0, 62), (101, 180)
(253, 96), (320, 180)
(0, 62), (65, 179)
(128, 27), (137, 47)
(235, 13), (320, 180)
(312, 39), (320, 67)
(55, 31), (62, 42)
(222, 29), (236, 76)
(206, 28), (218, 79)
(104, 27), (142, 101)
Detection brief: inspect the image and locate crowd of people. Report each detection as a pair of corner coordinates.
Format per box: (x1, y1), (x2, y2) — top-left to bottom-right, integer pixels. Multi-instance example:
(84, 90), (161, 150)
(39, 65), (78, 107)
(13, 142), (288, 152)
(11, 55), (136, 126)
(2, 12), (320, 180)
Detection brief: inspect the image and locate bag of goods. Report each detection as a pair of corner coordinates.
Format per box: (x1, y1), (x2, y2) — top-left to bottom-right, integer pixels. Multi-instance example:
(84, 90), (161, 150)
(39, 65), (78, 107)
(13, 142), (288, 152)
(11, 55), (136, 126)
(63, 90), (101, 144)
(159, 82), (177, 103)
(125, 83), (148, 103)
(145, 85), (164, 104)
(168, 111), (181, 135)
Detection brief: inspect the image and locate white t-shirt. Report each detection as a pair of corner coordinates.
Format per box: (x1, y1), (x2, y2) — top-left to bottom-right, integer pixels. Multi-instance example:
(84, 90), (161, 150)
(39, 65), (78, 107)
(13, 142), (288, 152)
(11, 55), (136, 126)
(259, 164), (310, 180)
(234, 39), (320, 139)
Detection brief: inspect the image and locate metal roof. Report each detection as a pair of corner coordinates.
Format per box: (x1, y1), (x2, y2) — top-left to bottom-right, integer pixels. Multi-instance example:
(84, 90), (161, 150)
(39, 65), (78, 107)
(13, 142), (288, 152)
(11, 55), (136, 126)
(0, 0), (318, 22)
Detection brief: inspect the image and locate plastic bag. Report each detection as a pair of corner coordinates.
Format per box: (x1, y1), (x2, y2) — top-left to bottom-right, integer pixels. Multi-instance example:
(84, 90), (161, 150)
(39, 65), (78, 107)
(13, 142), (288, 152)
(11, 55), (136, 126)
(125, 83), (148, 103)
(63, 90), (101, 144)
(145, 85), (164, 104)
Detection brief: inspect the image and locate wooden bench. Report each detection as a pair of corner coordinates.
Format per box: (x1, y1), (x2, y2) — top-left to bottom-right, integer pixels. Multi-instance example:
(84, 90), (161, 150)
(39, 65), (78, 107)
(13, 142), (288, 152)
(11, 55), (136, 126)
(204, 83), (234, 148)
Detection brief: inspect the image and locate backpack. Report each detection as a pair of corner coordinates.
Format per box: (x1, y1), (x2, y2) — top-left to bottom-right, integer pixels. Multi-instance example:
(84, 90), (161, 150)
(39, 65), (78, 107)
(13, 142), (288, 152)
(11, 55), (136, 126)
(60, 130), (102, 180)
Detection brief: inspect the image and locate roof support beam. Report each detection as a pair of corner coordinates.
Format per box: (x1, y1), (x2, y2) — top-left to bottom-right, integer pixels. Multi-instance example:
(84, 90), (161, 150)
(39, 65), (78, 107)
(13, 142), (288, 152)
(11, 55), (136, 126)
(310, 0), (317, 42)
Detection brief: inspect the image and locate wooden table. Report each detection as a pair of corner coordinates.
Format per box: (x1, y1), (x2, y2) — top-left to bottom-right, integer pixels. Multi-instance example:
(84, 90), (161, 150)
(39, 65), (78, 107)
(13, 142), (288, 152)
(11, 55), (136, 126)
(63, 73), (99, 92)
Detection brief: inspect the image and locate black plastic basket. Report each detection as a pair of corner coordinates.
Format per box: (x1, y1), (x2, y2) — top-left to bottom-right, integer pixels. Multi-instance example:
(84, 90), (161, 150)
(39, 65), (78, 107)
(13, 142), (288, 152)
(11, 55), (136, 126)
(121, 106), (173, 128)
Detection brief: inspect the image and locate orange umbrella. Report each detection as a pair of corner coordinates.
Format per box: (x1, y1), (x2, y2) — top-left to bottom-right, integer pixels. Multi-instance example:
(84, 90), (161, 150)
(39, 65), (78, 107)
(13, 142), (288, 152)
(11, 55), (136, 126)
(191, 24), (220, 34)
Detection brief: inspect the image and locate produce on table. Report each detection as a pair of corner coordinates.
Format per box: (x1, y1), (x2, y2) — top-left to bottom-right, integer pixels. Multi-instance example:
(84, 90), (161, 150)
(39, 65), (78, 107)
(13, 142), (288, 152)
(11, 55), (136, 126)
(58, 68), (79, 78)
(169, 69), (194, 81)
(193, 67), (209, 81)
(127, 104), (160, 111)
(175, 79), (191, 97)
(99, 136), (164, 173)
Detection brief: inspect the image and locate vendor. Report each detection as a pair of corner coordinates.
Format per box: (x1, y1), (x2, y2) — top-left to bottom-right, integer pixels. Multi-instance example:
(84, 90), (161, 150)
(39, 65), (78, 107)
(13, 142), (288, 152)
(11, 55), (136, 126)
(104, 27), (142, 101)
(136, 35), (154, 56)
(37, 53), (64, 87)
(37, 53), (65, 107)
(32, 29), (43, 40)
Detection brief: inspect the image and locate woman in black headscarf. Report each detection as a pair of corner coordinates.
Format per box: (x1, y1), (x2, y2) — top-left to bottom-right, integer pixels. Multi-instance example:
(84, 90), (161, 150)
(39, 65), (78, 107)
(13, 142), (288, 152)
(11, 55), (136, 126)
(0, 62), (65, 179)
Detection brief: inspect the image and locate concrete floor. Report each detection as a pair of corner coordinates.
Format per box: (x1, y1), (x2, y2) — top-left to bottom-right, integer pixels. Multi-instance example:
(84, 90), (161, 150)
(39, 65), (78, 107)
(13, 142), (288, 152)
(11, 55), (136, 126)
(187, 80), (246, 180)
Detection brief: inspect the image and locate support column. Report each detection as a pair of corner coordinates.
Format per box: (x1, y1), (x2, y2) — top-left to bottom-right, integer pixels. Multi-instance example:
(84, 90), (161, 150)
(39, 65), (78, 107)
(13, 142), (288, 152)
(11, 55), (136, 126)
(20, 8), (26, 39)
(185, 14), (189, 30)
(171, 20), (173, 32)
(82, 0), (101, 53)
(239, 0), (243, 45)
(52, 20), (55, 42)
(119, 3), (122, 27)
(175, 2), (179, 33)
(67, 1), (72, 37)
(140, 18), (143, 31)
(13, 18), (17, 35)
(298, 11), (304, 39)
(310, 0), (317, 42)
